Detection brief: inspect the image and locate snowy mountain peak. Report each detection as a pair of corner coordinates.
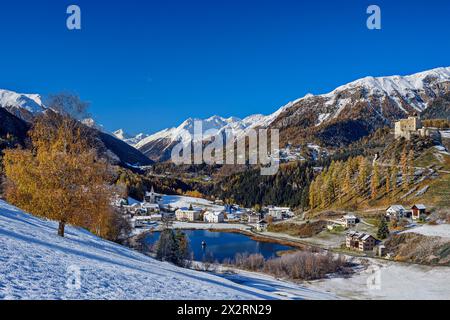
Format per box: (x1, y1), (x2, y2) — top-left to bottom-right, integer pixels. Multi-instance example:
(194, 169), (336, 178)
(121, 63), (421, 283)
(0, 89), (46, 121)
(113, 129), (131, 140)
(328, 66), (450, 99)
(113, 129), (149, 146)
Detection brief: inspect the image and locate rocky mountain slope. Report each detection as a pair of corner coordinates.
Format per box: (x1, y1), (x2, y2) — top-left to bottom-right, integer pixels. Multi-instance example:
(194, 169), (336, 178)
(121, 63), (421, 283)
(271, 67), (450, 147)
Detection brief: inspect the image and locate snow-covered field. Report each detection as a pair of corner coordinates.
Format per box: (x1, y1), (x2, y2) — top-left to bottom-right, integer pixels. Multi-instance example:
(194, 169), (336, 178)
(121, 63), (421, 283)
(304, 259), (450, 300)
(403, 224), (450, 239)
(0, 200), (279, 300)
(162, 195), (225, 211)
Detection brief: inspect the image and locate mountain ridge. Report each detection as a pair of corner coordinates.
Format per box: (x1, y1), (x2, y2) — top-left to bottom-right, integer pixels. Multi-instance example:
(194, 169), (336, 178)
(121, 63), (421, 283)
(130, 66), (450, 161)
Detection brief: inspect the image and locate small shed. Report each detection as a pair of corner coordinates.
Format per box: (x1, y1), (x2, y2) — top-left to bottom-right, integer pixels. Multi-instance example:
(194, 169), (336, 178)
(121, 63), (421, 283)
(411, 204), (427, 220)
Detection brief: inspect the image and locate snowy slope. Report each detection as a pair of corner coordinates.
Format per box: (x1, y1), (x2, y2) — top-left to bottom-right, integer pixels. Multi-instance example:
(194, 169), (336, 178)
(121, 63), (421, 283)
(0, 200), (280, 300)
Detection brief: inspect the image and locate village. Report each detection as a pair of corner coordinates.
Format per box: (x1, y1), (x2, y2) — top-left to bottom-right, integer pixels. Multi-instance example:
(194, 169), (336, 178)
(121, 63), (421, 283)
(112, 184), (437, 261)
(111, 115), (449, 262)
(113, 186), (294, 233)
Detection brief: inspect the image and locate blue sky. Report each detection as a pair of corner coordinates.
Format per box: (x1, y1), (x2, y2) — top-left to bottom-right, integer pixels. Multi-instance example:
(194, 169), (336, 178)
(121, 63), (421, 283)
(0, 0), (449, 135)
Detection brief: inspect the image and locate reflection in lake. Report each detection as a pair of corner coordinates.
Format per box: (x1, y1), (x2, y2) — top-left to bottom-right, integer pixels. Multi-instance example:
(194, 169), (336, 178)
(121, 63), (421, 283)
(143, 229), (296, 262)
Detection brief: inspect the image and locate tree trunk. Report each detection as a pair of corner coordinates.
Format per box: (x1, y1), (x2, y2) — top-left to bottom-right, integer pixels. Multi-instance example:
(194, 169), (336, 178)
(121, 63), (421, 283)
(58, 220), (66, 237)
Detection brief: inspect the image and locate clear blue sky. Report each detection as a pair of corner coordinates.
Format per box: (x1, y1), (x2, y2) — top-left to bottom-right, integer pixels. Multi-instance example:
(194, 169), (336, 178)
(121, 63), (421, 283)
(0, 0), (449, 134)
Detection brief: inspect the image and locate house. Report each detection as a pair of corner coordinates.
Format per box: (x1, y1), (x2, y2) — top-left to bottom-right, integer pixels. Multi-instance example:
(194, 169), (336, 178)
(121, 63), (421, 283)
(141, 203), (160, 214)
(204, 211), (225, 223)
(411, 204), (427, 220)
(386, 205), (406, 220)
(175, 208), (201, 222)
(346, 231), (377, 252)
(256, 220), (268, 232)
(247, 213), (261, 224)
(133, 216), (154, 228)
(267, 206), (292, 220)
(343, 215), (357, 227)
(375, 244), (386, 257)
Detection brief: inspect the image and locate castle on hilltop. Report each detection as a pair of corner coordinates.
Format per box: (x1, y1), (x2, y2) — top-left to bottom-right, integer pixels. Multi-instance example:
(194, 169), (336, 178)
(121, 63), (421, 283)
(394, 116), (438, 140)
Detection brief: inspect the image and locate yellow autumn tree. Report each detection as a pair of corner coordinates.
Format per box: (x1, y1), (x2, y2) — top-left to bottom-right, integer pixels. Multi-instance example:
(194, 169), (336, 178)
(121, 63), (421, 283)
(3, 111), (115, 238)
(370, 162), (380, 200)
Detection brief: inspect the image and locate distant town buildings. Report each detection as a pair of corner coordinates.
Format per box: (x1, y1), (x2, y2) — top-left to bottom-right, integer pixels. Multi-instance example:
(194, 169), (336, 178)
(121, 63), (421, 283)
(204, 211), (225, 223)
(346, 231), (377, 252)
(144, 186), (162, 205)
(394, 116), (439, 140)
(256, 220), (268, 232)
(411, 204), (427, 220)
(175, 208), (201, 222)
(266, 206), (293, 220)
(386, 204), (428, 221)
(386, 205), (407, 220)
(343, 214), (357, 228)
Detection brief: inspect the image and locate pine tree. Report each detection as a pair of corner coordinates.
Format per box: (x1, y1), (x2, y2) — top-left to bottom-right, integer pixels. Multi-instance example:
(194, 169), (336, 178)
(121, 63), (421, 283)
(377, 217), (390, 239)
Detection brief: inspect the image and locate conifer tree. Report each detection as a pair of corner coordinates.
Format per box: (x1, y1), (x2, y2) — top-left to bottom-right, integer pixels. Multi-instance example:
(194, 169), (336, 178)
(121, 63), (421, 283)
(377, 216), (390, 239)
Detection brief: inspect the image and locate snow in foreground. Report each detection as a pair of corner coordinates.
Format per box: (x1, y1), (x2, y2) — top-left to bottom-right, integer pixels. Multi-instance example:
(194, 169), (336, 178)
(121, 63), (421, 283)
(0, 200), (278, 300)
(303, 259), (450, 300)
(2, 199), (449, 300)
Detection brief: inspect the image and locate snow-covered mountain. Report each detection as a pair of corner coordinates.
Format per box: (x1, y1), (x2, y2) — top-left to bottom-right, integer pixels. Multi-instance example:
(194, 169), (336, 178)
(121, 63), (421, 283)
(133, 67), (450, 161)
(132, 104), (293, 161)
(0, 199), (281, 300)
(113, 129), (149, 146)
(0, 89), (45, 121)
(271, 66), (450, 146)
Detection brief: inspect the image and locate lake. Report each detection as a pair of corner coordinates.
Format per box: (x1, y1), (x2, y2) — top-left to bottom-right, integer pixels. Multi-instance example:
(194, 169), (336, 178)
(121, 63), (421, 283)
(143, 229), (296, 263)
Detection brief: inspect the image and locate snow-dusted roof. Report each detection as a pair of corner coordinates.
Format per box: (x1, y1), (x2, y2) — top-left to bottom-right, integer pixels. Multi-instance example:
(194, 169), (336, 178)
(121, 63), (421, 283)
(347, 231), (375, 241)
(413, 204), (426, 210)
(387, 205), (406, 212)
